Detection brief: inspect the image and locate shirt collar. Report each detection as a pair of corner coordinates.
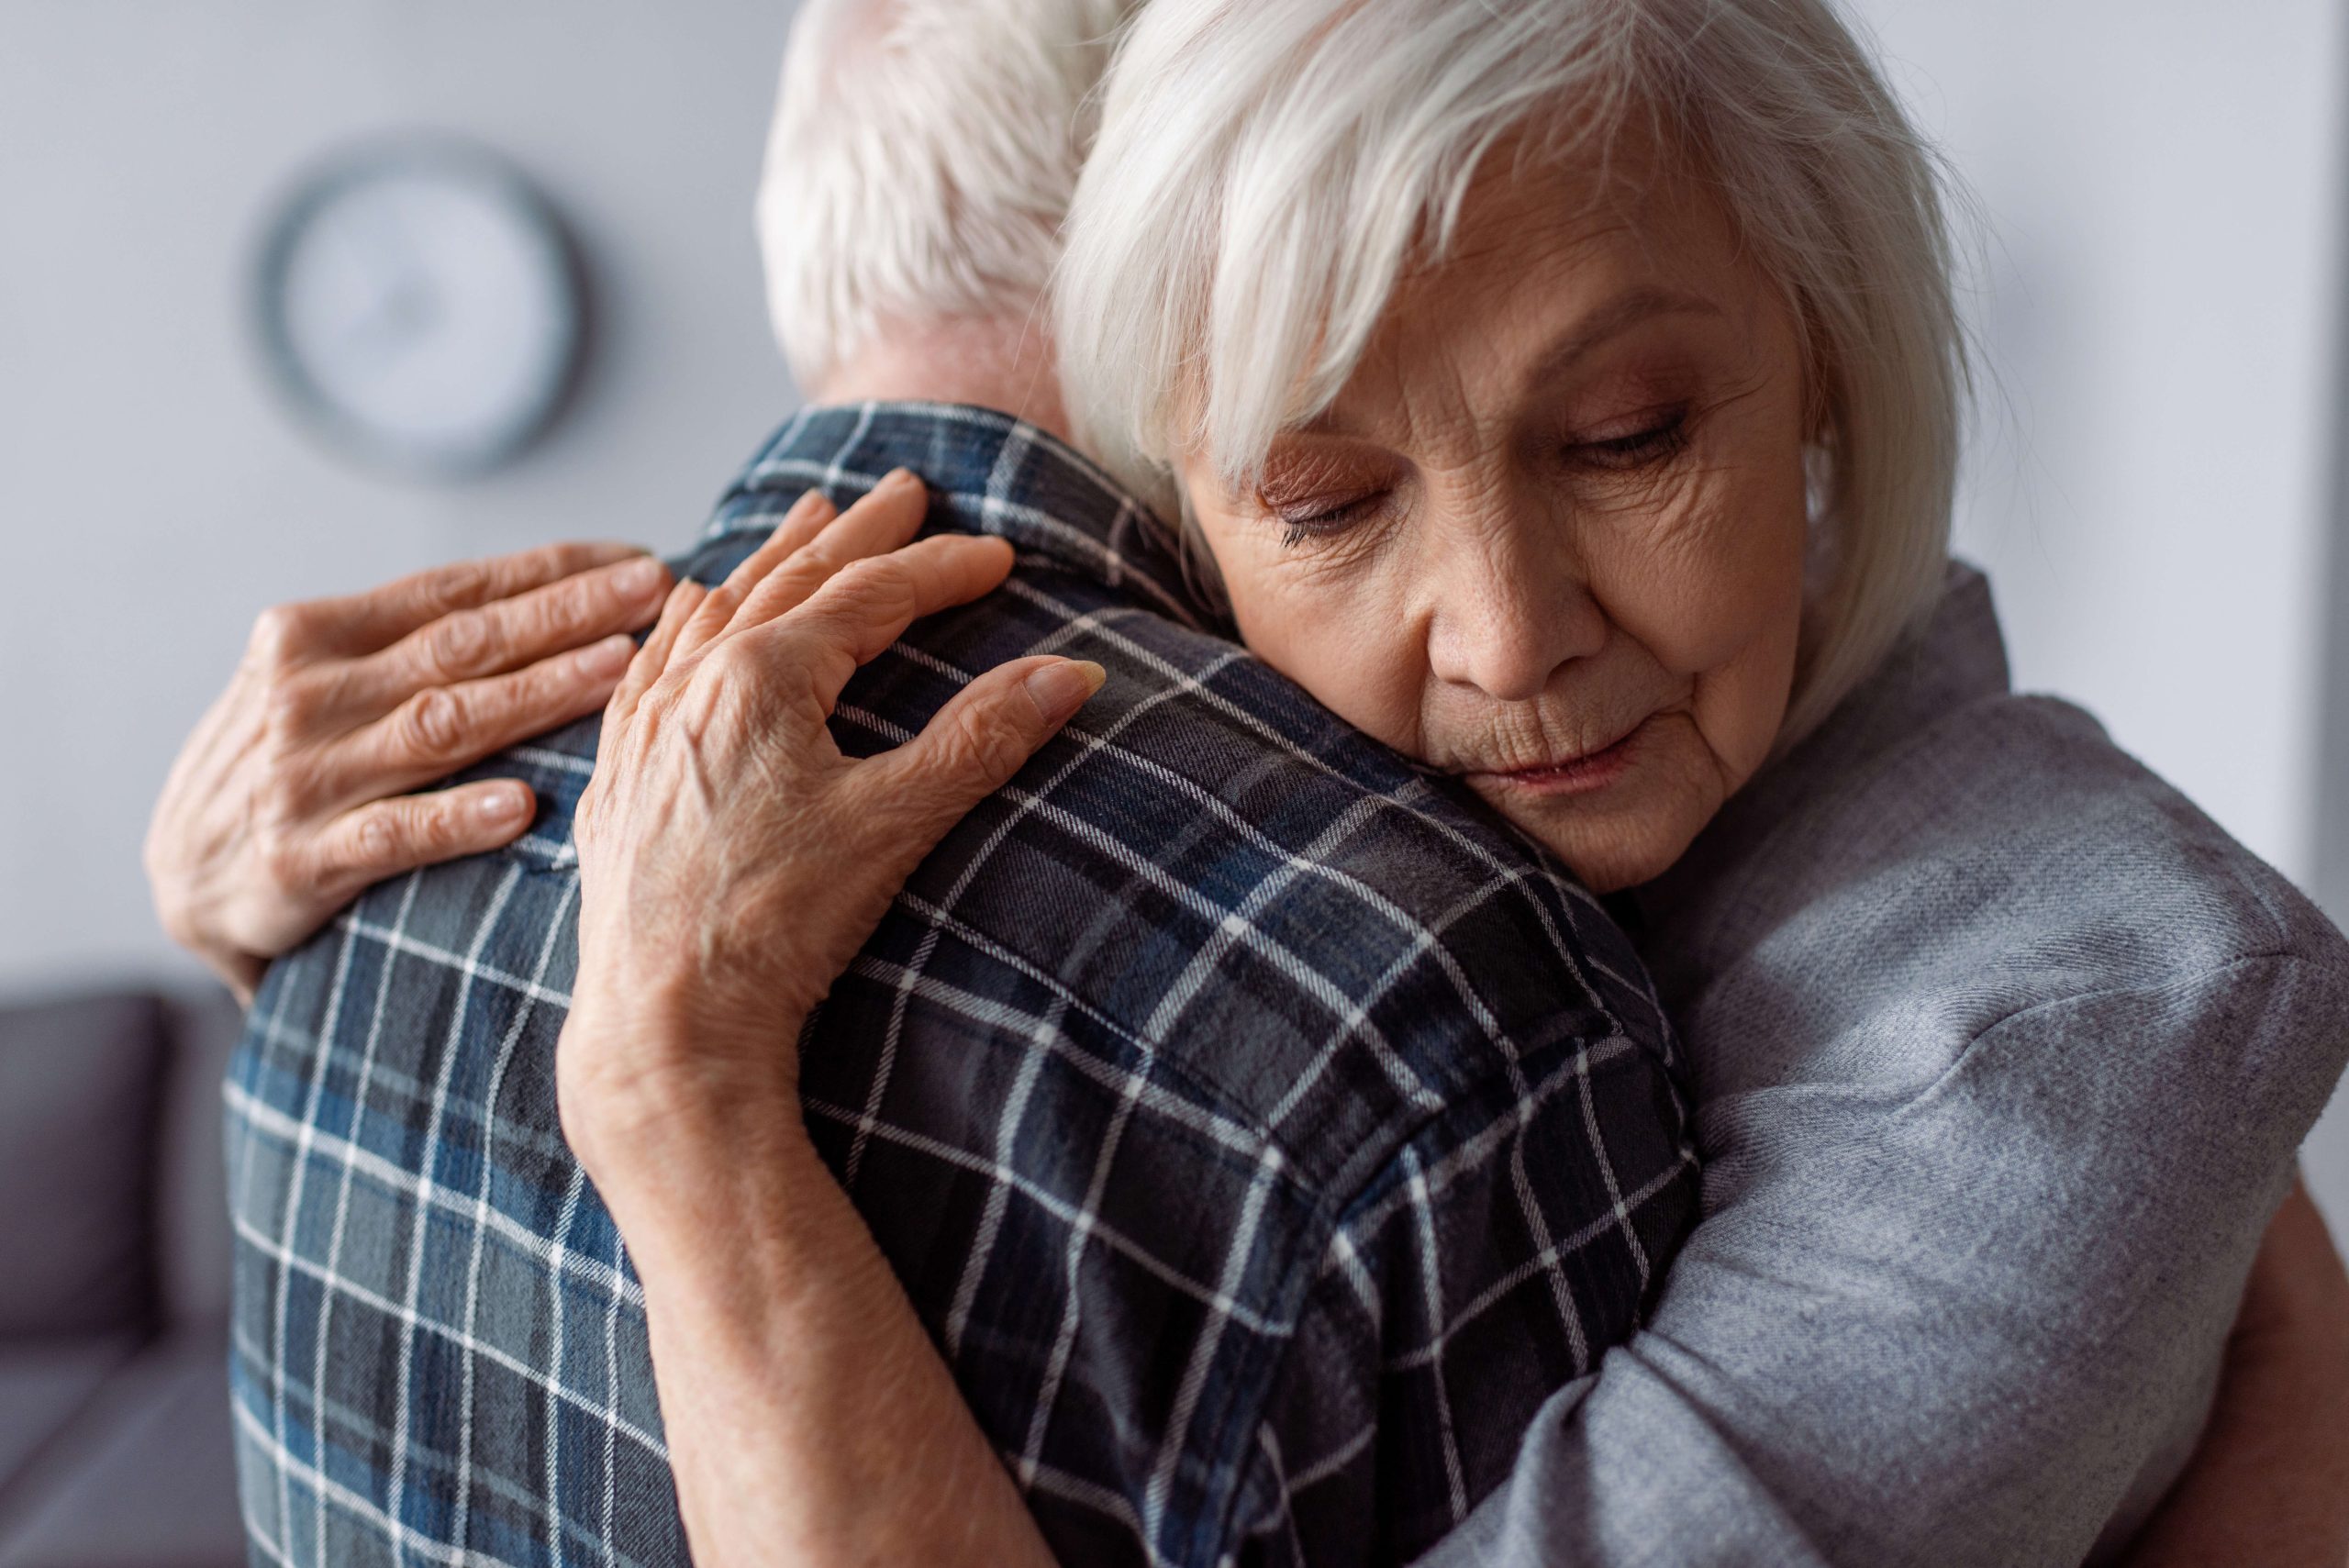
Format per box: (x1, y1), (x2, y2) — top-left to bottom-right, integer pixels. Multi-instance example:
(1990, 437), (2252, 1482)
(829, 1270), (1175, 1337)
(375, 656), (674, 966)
(704, 401), (1206, 630)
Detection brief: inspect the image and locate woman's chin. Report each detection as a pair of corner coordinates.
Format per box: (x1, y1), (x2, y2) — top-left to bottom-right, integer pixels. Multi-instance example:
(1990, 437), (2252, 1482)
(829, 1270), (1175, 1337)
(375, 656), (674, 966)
(1530, 817), (1689, 895)
(1468, 730), (1721, 894)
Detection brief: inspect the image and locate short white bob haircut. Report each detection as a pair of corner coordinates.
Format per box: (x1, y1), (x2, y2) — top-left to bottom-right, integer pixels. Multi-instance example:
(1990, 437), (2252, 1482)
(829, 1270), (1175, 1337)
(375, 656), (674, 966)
(756, 0), (1136, 391)
(1055, 0), (1968, 743)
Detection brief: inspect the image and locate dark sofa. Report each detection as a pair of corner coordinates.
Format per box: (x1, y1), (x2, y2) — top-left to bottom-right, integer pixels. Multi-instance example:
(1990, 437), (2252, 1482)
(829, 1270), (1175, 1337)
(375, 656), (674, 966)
(0, 987), (247, 1568)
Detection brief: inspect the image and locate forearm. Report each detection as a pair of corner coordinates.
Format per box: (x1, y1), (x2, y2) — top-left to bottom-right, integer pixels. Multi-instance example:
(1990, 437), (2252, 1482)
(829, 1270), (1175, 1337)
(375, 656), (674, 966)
(2123, 1348), (2349, 1568)
(2122, 1182), (2349, 1568)
(571, 1021), (1059, 1568)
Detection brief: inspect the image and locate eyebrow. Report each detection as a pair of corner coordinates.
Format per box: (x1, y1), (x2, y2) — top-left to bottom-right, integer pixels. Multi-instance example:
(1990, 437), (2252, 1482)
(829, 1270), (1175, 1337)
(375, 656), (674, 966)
(1519, 286), (1728, 390)
(1296, 285), (1727, 439)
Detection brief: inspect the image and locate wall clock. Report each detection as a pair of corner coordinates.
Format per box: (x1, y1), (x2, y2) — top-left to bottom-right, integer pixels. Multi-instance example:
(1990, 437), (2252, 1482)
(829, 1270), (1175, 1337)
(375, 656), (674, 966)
(254, 139), (584, 479)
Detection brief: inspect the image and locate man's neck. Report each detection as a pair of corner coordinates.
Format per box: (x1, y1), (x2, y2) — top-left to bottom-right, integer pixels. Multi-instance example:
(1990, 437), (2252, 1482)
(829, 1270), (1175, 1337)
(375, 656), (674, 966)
(813, 317), (1070, 444)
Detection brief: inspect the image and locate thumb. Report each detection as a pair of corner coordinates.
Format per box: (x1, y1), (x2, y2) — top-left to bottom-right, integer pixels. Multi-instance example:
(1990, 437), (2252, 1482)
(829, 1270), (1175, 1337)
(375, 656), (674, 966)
(867, 656), (1106, 851)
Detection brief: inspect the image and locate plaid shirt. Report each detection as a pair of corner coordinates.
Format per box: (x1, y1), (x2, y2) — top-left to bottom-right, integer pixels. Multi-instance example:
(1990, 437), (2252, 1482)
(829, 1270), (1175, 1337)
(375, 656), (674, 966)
(226, 403), (1698, 1568)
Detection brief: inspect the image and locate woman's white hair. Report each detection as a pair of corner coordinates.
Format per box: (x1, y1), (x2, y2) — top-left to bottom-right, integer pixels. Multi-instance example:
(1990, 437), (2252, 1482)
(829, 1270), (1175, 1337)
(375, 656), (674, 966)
(757, 0), (1136, 390)
(1055, 0), (1968, 743)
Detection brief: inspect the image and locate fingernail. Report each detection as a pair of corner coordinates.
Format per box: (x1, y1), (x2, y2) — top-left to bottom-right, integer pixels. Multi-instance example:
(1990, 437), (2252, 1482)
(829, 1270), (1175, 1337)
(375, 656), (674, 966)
(1024, 660), (1107, 724)
(477, 785), (529, 824)
(577, 633), (635, 679)
(615, 556), (667, 595)
(882, 467), (922, 495)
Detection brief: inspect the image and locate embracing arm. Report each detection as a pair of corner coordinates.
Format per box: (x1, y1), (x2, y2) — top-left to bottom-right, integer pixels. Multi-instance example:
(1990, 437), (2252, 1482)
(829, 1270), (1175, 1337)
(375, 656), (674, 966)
(146, 540), (672, 1000)
(562, 1034), (1061, 1568)
(2125, 1175), (2349, 1567)
(1411, 958), (2349, 1568)
(553, 474), (1097, 1568)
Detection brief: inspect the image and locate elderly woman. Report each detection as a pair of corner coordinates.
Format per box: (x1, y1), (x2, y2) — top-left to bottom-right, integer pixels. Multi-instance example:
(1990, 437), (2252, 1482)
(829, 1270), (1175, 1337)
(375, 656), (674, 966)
(561, 0), (2349, 1558)
(149, 0), (2349, 1562)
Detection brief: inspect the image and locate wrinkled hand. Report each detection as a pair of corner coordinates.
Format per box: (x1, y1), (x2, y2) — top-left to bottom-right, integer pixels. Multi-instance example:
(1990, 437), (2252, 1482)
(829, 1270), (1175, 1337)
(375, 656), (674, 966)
(145, 542), (674, 1002)
(557, 473), (1103, 1171)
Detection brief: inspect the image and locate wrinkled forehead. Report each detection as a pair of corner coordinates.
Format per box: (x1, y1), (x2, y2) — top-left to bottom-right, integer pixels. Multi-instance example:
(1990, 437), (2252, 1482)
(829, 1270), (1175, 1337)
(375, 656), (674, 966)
(1357, 128), (1767, 377)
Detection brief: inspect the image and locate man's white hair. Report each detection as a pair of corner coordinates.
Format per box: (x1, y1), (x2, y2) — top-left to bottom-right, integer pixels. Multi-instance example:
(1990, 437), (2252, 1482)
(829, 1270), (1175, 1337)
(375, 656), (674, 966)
(1055, 0), (1968, 744)
(757, 0), (1135, 390)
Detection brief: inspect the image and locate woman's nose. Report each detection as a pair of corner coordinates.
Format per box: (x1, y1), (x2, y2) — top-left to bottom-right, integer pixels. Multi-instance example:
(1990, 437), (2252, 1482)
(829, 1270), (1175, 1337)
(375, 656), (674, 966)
(1423, 520), (1608, 703)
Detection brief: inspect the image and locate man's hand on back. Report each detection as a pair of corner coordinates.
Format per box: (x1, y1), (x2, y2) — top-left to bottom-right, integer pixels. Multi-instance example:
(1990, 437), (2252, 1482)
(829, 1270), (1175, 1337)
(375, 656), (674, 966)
(144, 540), (672, 1001)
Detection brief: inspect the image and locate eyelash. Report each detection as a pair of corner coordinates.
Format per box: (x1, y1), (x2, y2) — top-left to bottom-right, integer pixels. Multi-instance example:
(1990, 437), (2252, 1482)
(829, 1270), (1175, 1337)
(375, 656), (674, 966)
(1278, 499), (1376, 548)
(1271, 408), (1692, 548)
(1577, 406), (1691, 470)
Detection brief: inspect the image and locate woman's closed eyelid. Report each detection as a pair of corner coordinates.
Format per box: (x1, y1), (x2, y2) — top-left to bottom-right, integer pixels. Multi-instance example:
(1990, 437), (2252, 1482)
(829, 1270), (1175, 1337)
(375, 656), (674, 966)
(1267, 489), (1392, 548)
(1562, 406), (1693, 470)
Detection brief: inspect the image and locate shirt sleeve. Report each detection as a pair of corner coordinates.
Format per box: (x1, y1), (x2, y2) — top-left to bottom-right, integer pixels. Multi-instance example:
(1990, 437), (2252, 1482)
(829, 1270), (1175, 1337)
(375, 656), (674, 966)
(1407, 952), (2349, 1568)
(1223, 1035), (1698, 1568)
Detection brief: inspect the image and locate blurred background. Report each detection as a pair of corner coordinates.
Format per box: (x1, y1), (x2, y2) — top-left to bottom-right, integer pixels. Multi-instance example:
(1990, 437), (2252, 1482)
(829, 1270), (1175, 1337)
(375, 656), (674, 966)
(1, 0), (2346, 1560)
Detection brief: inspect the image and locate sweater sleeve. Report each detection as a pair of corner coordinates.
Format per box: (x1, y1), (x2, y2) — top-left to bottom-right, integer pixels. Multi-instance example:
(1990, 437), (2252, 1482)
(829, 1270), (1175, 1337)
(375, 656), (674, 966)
(1408, 951), (2349, 1568)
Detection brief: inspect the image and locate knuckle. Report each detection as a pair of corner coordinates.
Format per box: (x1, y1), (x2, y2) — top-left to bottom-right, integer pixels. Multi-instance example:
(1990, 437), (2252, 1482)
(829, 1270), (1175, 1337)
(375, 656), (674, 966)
(400, 687), (468, 758)
(351, 808), (404, 869)
(255, 823), (307, 889)
(246, 603), (317, 668)
(437, 558), (493, 608)
(252, 766), (304, 826)
(543, 574), (603, 630)
(831, 557), (897, 596)
(427, 607), (500, 674)
(260, 674), (325, 744)
(540, 540), (610, 580)
(516, 543), (573, 581)
(823, 559), (917, 625)
(702, 637), (760, 683)
(943, 704), (1026, 785)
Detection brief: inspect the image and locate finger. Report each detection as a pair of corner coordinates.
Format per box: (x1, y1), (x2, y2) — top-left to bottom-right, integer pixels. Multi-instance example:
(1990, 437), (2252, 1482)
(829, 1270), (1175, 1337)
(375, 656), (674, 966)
(863, 656), (1106, 860)
(720, 469), (930, 640)
(307, 541), (651, 654)
(316, 633), (640, 806)
(301, 780), (541, 901)
(735, 534), (1017, 714)
(672, 490), (839, 666)
(338, 554), (674, 718)
(606, 580), (707, 739)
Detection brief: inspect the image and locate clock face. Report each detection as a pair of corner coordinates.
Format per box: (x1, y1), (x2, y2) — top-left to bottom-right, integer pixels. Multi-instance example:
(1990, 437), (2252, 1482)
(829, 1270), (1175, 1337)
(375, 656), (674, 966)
(256, 143), (583, 477)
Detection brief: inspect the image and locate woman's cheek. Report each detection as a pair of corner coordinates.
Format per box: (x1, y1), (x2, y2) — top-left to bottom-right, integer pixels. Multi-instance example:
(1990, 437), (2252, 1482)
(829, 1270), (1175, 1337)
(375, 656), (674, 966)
(1597, 450), (1805, 675)
(1668, 467), (1809, 778)
(1219, 539), (1426, 755)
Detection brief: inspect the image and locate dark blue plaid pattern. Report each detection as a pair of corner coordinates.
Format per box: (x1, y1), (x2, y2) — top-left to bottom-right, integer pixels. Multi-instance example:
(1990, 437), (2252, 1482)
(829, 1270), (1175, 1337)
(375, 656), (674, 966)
(226, 404), (1698, 1568)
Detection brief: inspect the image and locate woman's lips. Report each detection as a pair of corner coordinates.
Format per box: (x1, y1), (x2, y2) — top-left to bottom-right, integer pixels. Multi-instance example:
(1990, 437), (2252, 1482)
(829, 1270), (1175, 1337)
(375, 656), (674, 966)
(1464, 717), (1649, 798)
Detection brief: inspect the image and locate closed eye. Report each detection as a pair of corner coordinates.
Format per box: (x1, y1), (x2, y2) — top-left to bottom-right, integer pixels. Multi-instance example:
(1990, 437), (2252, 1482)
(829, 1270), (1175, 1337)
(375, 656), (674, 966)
(1571, 408), (1689, 471)
(1275, 494), (1382, 547)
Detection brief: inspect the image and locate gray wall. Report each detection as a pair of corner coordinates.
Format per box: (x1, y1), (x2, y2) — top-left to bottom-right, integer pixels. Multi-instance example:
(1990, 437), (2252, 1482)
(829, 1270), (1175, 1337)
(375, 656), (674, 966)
(2330, 444), (2349, 925)
(2317, 106), (2349, 1221)
(0, 0), (798, 993)
(2320, 496), (2349, 1218)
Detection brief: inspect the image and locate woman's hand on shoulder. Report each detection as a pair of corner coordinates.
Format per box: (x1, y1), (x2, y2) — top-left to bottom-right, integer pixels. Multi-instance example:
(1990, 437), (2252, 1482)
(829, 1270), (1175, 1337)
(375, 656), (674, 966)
(145, 541), (675, 1002)
(556, 472), (1103, 1180)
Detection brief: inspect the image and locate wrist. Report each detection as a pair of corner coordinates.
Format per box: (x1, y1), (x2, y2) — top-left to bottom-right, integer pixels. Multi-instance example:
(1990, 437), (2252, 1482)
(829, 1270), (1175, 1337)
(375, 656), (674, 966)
(582, 1094), (859, 1344)
(556, 986), (809, 1188)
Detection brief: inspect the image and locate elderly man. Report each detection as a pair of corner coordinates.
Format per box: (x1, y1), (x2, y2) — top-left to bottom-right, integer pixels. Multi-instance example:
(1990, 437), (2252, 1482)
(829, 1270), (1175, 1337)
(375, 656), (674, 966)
(212, 3), (1693, 1565)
